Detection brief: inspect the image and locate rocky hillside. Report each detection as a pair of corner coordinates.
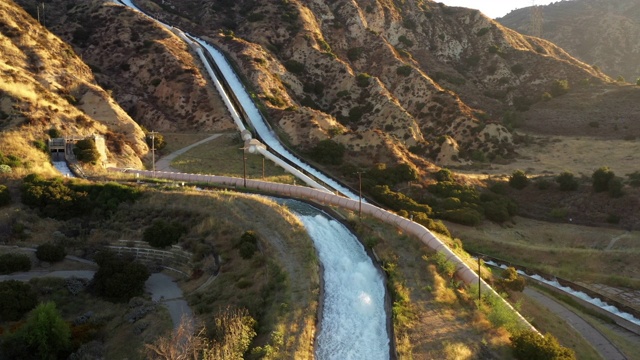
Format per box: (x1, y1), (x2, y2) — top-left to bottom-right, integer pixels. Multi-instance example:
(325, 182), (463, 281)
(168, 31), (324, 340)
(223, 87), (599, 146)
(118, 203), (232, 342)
(14, 0), (234, 133)
(0, 0), (148, 170)
(499, 0), (640, 83)
(129, 0), (610, 169)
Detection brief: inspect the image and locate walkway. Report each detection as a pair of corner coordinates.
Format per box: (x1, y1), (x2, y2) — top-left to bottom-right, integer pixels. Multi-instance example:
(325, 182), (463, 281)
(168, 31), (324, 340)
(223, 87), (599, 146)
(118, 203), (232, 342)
(524, 287), (627, 360)
(154, 134), (223, 172)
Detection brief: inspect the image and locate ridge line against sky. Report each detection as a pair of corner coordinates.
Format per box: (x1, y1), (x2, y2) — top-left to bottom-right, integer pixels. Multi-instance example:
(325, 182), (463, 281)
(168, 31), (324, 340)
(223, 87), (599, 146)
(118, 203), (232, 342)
(437, 0), (558, 19)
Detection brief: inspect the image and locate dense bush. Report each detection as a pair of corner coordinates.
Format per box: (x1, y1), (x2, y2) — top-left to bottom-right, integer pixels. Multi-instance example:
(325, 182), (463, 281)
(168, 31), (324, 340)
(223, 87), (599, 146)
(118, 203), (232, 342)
(365, 163), (418, 187)
(396, 65), (412, 76)
(36, 243), (67, 263)
(146, 132), (166, 151)
(509, 170), (529, 189)
(0, 280), (38, 321)
(608, 177), (624, 198)
(435, 169), (454, 182)
(510, 331), (576, 360)
(0, 253), (32, 274)
(1, 301), (71, 360)
(556, 172), (578, 191)
(0, 184), (11, 206)
(306, 140), (345, 165)
(92, 251), (150, 302)
(21, 175), (141, 219)
(499, 267), (525, 292)
(441, 208), (482, 226)
(371, 185), (432, 215)
(347, 47), (363, 61)
(73, 138), (100, 163)
(283, 59), (304, 74)
(237, 231), (259, 259)
(550, 79), (570, 97)
(143, 220), (187, 248)
(356, 73), (372, 87)
(592, 167), (615, 192)
(0, 152), (22, 168)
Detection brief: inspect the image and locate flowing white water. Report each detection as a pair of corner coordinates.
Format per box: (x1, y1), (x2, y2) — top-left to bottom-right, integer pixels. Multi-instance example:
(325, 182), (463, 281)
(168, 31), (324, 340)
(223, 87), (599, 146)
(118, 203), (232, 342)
(484, 260), (640, 326)
(53, 161), (74, 177)
(283, 200), (389, 359)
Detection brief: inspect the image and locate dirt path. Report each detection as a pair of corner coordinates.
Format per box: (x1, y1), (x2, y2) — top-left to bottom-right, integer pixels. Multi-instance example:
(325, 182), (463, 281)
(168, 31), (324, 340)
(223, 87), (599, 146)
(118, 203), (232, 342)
(523, 287), (626, 360)
(155, 133), (223, 172)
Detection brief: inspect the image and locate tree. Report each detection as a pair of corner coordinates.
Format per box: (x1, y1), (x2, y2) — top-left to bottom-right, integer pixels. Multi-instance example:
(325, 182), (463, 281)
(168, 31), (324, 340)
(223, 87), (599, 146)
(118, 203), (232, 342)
(0, 280), (38, 321)
(36, 243), (67, 263)
(592, 167), (615, 192)
(556, 172), (578, 191)
(511, 331), (576, 360)
(608, 177), (624, 198)
(144, 220), (187, 248)
(616, 75), (625, 83)
(509, 170), (529, 190)
(73, 138), (100, 163)
(435, 169), (454, 183)
(92, 250), (150, 302)
(19, 302), (71, 360)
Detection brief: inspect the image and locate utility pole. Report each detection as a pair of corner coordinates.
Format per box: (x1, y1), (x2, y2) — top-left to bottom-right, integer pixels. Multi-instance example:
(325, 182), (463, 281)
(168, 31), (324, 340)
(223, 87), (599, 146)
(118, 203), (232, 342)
(478, 256), (482, 305)
(242, 152), (247, 187)
(358, 171), (362, 218)
(530, 0), (543, 37)
(150, 131), (156, 177)
(41, 2), (45, 27)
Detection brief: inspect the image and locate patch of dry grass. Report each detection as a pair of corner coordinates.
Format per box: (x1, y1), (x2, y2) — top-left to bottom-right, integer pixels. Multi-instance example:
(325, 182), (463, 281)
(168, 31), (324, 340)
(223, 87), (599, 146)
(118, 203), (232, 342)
(171, 134), (295, 183)
(446, 217), (640, 290)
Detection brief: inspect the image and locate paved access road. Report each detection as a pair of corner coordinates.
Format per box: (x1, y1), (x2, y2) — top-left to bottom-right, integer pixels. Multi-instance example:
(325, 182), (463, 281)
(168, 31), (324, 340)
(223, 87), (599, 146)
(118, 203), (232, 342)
(524, 287), (626, 360)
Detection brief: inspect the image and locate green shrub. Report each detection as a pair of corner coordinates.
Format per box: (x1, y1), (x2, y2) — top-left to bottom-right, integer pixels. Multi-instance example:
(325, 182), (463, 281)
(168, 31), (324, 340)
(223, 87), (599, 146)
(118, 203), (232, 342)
(509, 170), (529, 189)
(396, 65), (412, 76)
(499, 267), (525, 292)
(442, 208), (482, 226)
(592, 167), (615, 192)
(556, 172), (578, 191)
(626, 171), (640, 187)
(0, 253), (32, 274)
(0, 281), (37, 321)
(306, 139), (345, 165)
(237, 231), (259, 259)
(535, 179), (552, 190)
(143, 220), (187, 248)
(48, 128), (62, 138)
(370, 185), (432, 215)
(398, 35), (413, 47)
(511, 64), (525, 75)
(92, 251), (150, 302)
(435, 169), (454, 182)
(284, 59), (304, 74)
(347, 47), (364, 61)
(476, 27), (490, 36)
(73, 138), (100, 163)
(430, 252), (456, 278)
(510, 331), (576, 360)
(356, 73), (372, 87)
(608, 177), (624, 198)
(636, 78), (640, 86)
(0, 184), (11, 206)
(0, 164), (11, 173)
(0, 152), (22, 168)
(541, 92), (552, 101)
(36, 243), (67, 263)
(550, 79), (570, 97)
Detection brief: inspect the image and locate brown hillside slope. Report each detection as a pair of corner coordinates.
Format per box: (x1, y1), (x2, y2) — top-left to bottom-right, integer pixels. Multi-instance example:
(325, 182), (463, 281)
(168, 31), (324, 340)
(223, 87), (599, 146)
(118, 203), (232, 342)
(499, 0), (640, 83)
(14, 0), (235, 133)
(0, 0), (148, 171)
(129, 0), (611, 170)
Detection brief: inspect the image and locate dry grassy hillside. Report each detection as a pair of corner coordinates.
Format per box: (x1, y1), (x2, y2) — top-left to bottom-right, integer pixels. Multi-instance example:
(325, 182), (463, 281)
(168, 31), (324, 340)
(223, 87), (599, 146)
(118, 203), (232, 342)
(499, 0), (640, 83)
(14, 0), (235, 133)
(130, 0), (611, 170)
(0, 0), (148, 171)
